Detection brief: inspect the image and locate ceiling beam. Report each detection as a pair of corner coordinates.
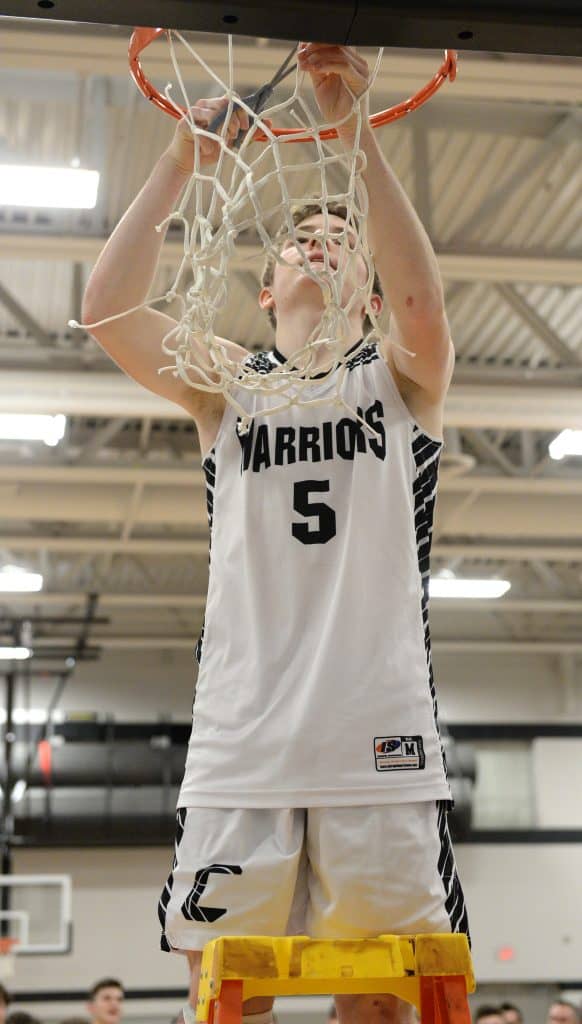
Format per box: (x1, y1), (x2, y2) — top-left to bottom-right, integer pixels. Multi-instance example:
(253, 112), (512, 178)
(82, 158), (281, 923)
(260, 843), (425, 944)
(3, 464), (582, 498)
(0, 536), (209, 555)
(72, 417), (129, 462)
(3, 591), (582, 616)
(3, 29), (582, 103)
(2, 371), (582, 429)
(435, 641), (582, 654)
(462, 429), (522, 476)
(1, 535), (581, 562)
(5, 231), (582, 286)
(2, 486), (581, 535)
(20, 635), (582, 653)
(0, 592), (206, 608)
(0, 279), (54, 347)
(434, 542), (582, 563)
(448, 111), (581, 244)
(496, 283), (582, 366)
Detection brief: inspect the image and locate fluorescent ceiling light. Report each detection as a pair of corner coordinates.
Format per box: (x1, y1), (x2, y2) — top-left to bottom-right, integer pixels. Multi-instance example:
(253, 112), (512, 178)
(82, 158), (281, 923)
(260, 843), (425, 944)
(0, 709), (64, 725)
(11, 780), (27, 804)
(0, 565), (43, 593)
(430, 577), (511, 599)
(549, 429), (582, 461)
(0, 647), (31, 660)
(0, 413), (66, 447)
(0, 164), (99, 209)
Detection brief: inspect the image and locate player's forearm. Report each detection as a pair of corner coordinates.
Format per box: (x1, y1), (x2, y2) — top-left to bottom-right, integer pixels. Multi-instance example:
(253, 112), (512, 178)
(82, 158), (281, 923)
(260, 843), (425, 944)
(358, 127), (444, 323)
(82, 150), (190, 319)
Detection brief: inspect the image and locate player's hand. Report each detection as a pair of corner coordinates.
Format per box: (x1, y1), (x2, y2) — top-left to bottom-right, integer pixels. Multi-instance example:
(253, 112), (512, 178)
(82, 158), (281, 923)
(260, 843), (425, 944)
(297, 43), (371, 143)
(166, 97), (250, 173)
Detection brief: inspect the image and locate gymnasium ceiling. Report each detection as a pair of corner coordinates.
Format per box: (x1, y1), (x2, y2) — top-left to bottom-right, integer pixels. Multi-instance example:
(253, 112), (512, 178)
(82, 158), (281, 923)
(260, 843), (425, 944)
(0, 20), (581, 671)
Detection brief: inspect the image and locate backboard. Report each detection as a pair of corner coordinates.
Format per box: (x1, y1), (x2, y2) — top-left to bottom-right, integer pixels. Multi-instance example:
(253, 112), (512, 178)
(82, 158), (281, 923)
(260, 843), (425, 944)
(0, 0), (581, 55)
(0, 874), (72, 954)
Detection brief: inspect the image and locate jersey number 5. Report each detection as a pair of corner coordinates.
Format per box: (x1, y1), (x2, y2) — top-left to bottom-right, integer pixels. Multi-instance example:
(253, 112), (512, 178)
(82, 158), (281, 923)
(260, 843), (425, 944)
(292, 480), (337, 545)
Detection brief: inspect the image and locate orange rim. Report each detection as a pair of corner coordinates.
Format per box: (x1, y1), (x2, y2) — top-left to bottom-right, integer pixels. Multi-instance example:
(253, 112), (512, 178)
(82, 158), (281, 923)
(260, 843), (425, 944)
(0, 938), (17, 955)
(128, 27), (457, 140)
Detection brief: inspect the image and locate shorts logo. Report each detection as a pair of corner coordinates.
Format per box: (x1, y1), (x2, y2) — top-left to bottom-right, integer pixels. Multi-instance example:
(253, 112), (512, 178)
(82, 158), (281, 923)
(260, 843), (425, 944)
(374, 735), (425, 772)
(181, 863), (243, 924)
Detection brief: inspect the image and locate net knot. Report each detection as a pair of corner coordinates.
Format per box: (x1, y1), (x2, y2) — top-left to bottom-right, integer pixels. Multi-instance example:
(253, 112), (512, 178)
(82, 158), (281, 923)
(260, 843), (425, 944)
(237, 415), (252, 436)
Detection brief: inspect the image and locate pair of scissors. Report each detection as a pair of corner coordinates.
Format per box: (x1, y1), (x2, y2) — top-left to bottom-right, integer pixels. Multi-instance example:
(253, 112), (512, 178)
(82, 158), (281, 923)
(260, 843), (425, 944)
(208, 43), (298, 146)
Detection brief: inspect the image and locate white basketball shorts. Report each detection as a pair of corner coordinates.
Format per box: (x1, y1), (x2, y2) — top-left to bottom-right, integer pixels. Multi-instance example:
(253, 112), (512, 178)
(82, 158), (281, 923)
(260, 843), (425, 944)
(159, 801), (469, 953)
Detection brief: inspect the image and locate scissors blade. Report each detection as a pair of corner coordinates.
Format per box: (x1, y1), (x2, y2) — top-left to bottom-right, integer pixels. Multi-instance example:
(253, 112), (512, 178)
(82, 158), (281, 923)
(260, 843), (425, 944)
(206, 42), (298, 144)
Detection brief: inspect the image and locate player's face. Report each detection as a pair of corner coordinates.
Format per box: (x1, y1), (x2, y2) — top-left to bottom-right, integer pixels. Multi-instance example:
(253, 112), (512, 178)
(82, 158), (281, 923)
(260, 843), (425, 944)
(274, 213), (370, 311)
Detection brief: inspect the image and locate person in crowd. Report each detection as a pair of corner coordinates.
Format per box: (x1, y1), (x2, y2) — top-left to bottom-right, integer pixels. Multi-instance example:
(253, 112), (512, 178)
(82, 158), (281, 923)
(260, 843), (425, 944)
(547, 1002), (581, 1024)
(474, 1006), (504, 1024)
(0, 987), (10, 1024)
(6, 1013), (42, 1024)
(87, 979), (124, 1024)
(501, 1004), (523, 1024)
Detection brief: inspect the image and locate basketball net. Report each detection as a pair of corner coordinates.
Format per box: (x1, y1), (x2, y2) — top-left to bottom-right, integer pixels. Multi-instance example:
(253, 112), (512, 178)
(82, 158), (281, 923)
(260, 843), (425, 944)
(73, 35), (455, 435)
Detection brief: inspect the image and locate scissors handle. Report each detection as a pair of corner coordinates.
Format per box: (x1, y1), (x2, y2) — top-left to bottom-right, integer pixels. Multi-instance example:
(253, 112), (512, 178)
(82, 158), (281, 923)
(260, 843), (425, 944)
(207, 84), (274, 147)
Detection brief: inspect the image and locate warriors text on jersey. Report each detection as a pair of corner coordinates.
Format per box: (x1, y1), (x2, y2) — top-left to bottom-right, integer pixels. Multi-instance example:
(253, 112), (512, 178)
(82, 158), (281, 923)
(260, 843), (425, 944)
(178, 341), (451, 807)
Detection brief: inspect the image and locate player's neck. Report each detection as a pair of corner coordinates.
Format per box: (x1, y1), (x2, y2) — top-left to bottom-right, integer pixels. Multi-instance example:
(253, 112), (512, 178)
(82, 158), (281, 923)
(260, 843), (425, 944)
(273, 309), (364, 367)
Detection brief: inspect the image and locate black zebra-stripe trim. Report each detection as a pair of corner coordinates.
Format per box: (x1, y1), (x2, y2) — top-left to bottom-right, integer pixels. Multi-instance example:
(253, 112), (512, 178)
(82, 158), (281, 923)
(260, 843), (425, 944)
(158, 807), (187, 952)
(411, 424), (443, 749)
(195, 453), (216, 665)
(436, 802), (471, 940)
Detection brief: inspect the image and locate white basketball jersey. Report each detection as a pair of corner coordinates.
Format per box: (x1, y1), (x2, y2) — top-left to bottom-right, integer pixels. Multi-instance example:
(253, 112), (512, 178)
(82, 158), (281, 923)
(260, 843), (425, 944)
(178, 342), (451, 808)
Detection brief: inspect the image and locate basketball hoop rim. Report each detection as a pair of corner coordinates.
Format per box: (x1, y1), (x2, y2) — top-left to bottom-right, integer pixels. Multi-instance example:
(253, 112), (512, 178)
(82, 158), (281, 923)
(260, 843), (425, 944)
(128, 27), (457, 139)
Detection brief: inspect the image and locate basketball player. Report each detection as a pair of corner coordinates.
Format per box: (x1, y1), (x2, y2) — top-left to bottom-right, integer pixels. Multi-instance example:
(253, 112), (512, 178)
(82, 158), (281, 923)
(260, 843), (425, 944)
(82, 42), (468, 1024)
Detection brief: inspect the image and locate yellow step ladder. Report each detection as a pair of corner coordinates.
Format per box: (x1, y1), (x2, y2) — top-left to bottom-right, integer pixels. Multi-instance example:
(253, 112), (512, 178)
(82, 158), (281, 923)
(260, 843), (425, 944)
(196, 933), (475, 1024)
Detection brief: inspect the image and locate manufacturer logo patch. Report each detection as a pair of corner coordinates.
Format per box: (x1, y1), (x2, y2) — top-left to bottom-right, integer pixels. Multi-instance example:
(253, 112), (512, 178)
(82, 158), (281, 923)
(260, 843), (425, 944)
(374, 735), (425, 772)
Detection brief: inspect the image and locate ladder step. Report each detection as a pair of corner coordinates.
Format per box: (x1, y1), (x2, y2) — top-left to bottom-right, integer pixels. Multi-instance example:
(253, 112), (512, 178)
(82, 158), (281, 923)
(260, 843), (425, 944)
(196, 933), (475, 1023)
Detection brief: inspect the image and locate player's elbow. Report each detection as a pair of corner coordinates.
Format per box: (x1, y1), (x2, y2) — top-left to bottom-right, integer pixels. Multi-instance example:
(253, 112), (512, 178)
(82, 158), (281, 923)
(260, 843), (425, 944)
(81, 282), (102, 327)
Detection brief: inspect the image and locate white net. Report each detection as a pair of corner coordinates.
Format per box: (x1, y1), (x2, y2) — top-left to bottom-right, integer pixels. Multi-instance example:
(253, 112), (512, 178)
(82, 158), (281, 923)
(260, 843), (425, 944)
(74, 35), (392, 435)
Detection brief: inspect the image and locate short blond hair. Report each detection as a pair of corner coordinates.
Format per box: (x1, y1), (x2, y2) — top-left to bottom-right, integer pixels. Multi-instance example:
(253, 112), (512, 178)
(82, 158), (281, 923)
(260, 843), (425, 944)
(261, 200), (382, 332)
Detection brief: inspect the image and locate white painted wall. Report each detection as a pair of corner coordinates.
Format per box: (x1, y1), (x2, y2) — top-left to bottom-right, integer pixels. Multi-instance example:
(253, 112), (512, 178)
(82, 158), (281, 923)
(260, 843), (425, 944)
(17, 648), (582, 724)
(7, 843), (582, 1008)
(532, 739), (582, 826)
(434, 652), (582, 724)
(455, 844), (582, 982)
(10, 847), (185, 994)
(31, 649), (197, 723)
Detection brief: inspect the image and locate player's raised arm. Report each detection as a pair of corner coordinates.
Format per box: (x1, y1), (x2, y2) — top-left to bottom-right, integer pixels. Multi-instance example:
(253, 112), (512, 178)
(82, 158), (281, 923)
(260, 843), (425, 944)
(297, 43), (454, 403)
(81, 97), (250, 422)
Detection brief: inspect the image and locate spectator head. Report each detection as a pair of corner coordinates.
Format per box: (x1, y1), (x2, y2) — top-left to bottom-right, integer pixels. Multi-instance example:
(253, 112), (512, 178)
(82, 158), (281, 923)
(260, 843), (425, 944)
(0, 992), (11, 1024)
(475, 1006), (505, 1024)
(0, 988), (10, 1008)
(6, 1014), (41, 1024)
(87, 980), (124, 1024)
(547, 1003), (581, 1024)
(500, 1004), (523, 1024)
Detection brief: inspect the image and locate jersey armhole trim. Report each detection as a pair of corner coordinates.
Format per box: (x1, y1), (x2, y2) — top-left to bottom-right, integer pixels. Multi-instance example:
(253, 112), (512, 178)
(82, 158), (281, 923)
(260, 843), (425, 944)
(374, 346), (444, 446)
(201, 397), (238, 470)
